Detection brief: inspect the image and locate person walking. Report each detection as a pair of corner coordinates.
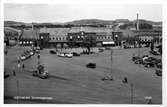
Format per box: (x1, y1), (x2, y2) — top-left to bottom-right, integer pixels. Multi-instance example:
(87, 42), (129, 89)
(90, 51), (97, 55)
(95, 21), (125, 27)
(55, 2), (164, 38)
(22, 63), (25, 71)
(12, 68), (16, 76)
(122, 77), (128, 83)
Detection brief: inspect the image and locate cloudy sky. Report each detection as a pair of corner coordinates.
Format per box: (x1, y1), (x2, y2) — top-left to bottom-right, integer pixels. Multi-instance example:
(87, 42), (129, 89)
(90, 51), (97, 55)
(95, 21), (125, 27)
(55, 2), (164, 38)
(4, 4), (162, 23)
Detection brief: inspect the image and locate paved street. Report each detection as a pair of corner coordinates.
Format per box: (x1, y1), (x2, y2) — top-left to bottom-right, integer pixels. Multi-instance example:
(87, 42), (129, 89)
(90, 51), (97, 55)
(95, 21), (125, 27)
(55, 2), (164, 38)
(4, 47), (162, 104)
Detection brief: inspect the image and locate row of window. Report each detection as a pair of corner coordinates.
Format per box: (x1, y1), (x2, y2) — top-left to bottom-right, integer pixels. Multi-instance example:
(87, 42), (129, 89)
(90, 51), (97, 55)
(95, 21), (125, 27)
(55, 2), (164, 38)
(19, 41), (33, 44)
(50, 36), (113, 41)
(139, 36), (153, 40)
(97, 36), (112, 40)
(51, 37), (67, 41)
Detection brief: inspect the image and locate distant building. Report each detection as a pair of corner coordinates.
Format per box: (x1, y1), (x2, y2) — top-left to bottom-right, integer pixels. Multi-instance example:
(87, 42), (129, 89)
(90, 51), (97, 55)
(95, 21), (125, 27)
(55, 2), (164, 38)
(39, 27), (70, 48)
(19, 30), (38, 46)
(38, 27), (115, 48)
(133, 29), (162, 45)
(4, 27), (22, 46)
(67, 27), (114, 47)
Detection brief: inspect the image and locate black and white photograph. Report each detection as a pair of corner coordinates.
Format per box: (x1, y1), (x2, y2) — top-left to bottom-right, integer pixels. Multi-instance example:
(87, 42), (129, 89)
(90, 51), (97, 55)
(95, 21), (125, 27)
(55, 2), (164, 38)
(1, 0), (166, 105)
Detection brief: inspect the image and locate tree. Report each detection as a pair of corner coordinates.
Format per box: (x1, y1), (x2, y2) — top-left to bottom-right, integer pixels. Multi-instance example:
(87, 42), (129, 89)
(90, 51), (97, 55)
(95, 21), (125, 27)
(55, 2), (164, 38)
(83, 35), (96, 54)
(150, 41), (154, 51)
(135, 22), (153, 30)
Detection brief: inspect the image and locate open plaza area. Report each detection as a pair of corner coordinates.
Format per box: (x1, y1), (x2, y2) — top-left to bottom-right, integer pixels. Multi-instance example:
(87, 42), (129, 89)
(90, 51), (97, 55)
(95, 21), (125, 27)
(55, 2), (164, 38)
(3, 3), (164, 105)
(4, 46), (162, 104)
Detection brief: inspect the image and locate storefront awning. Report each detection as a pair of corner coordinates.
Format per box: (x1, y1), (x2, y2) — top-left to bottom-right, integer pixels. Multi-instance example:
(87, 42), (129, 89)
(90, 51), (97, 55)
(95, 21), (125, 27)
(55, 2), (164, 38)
(102, 41), (115, 45)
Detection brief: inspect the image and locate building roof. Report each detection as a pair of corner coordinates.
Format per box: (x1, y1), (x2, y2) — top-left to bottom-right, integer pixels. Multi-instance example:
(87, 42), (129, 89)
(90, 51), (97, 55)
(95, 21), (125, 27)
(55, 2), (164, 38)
(21, 30), (38, 39)
(69, 27), (112, 34)
(119, 30), (135, 38)
(39, 27), (113, 38)
(4, 27), (21, 33)
(40, 28), (70, 38)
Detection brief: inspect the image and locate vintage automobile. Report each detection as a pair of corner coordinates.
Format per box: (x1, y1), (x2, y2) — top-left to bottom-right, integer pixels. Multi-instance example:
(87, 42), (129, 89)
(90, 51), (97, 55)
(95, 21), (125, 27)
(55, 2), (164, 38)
(86, 63), (96, 68)
(64, 53), (73, 58)
(32, 64), (49, 79)
(72, 52), (80, 56)
(149, 50), (160, 55)
(101, 74), (113, 81)
(143, 58), (155, 68)
(98, 48), (105, 52)
(156, 62), (162, 69)
(50, 50), (57, 54)
(29, 51), (35, 56)
(134, 58), (143, 64)
(20, 55), (27, 61)
(155, 69), (162, 77)
(132, 56), (141, 61)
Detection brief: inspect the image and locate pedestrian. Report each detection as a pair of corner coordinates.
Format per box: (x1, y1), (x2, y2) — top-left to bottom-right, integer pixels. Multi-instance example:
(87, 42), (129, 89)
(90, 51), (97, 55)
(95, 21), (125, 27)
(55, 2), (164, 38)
(17, 63), (21, 72)
(124, 77), (128, 83)
(147, 99), (152, 104)
(4, 49), (8, 55)
(123, 77), (128, 83)
(12, 69), (16, 76)
(22, 63), (25, 70)
(37, 54), (40, 59)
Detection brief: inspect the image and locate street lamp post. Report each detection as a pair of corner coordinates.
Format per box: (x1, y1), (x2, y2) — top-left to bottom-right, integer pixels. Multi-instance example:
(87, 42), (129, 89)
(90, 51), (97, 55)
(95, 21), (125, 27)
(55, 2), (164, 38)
(130, 83), (134, 104)
(137, 13), (140, 58)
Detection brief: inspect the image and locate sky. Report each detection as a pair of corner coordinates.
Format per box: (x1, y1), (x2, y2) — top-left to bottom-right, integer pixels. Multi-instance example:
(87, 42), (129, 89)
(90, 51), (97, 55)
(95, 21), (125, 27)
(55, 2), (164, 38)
(4, 4), (162, 23)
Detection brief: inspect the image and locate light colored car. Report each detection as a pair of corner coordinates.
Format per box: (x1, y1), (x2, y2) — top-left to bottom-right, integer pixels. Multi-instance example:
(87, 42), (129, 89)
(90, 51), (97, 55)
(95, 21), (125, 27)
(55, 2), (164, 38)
(30, 51), (34, 56)
(56, 52), (61, 56)
(65, 53), (73, 58)
(59, 53), (65, 57)
(20, 55), (26, 60)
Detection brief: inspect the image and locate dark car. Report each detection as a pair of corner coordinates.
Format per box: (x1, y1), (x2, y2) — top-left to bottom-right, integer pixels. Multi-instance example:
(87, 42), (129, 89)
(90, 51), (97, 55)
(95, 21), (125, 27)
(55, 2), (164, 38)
(86, 63), (96, 68)
(155, 69), (162, 76)
(149, 50), (160, 55)
(98, 48), (104, 52)
(134, 58), (143, 64)
(132, 56), (141, 61)
(50, 50), (57, 54)
(143, 59), (155, 68)
(156, 62), (162, 69)
(124, 45), (131, 49)
(4, 71), (10, 79)
(32, 65), (49, 79)
(32, 70), (38, 77)
(105, 47), (111, 50)
(72, 52), (80, 56)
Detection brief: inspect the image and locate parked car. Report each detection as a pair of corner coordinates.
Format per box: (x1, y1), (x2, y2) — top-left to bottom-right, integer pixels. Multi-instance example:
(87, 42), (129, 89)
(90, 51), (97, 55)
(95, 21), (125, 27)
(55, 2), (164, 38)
(156, 62), (162, 69)
(98, 48), (104, 52)
(105, 47), (111, 50)
(124, 45), (131, 49)
(72, 52), (80, 56)
(86, 63), (96, 68)
(155, 69), (162, 77)
(58, 52), (65, 57)
(35, 49), (40, 53)
(143, 59), (155, 68)
(20, 55), (27, 61)
(32, 64), (49, 79)
(50, 50), (57, 54)
(132, 56), (141, 61)
(101, 75), (113, 81)
(64, 53), (73, 58)
(149, 50), (160, 55)
(29, 51), (35, 56)
(134, 58), (143, 64)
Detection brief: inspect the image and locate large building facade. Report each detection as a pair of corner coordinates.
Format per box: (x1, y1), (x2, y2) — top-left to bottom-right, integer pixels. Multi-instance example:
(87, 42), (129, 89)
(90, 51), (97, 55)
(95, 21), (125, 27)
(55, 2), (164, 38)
(4, 27), (22, 46)
(18, 26), (162, 48)
(19, 30), (39, 46)
(38, 27), (115, 48)
(133, 29), (162, 45)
